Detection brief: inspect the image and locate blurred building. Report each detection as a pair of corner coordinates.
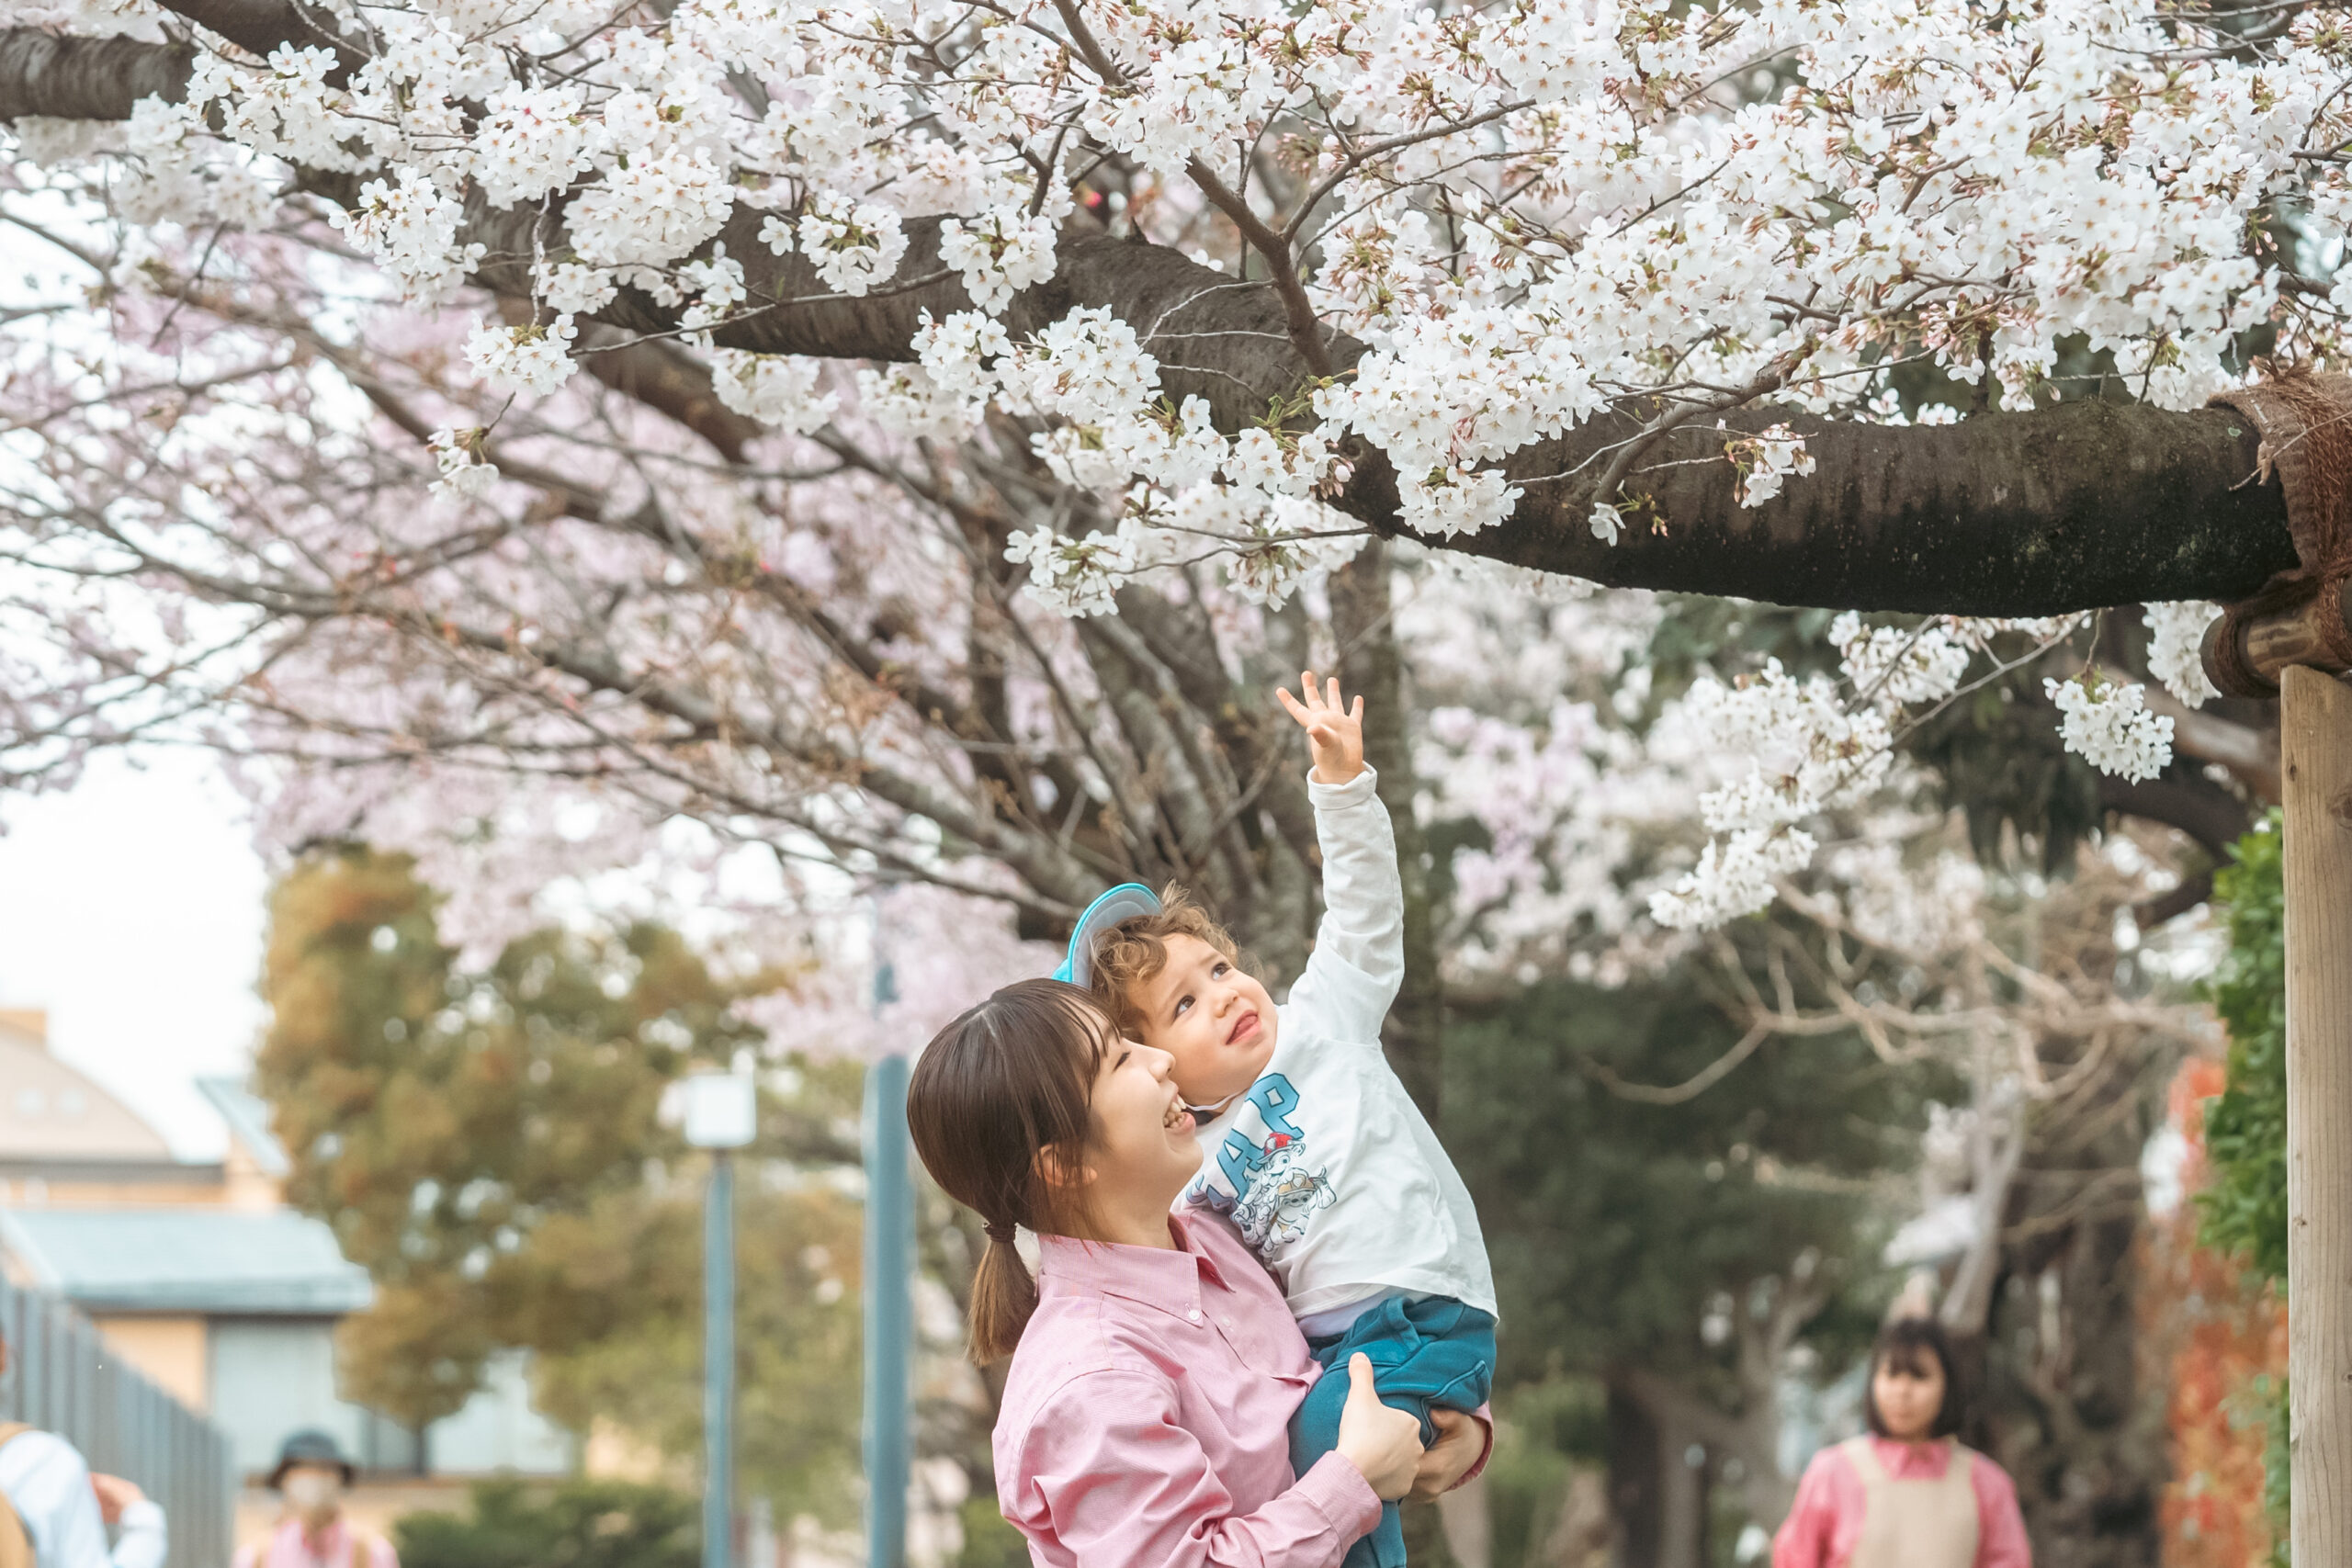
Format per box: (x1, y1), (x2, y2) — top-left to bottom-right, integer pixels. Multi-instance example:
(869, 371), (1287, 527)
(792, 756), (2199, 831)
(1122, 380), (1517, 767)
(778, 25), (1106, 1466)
(0, 1011), (571, 1493)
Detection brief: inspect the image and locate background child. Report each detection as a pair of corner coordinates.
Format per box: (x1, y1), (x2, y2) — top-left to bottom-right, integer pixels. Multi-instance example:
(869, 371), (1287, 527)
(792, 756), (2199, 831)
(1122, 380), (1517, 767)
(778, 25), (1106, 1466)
(1058, 672), (1498, 1568)
(1772, 1316), (2031, 1568)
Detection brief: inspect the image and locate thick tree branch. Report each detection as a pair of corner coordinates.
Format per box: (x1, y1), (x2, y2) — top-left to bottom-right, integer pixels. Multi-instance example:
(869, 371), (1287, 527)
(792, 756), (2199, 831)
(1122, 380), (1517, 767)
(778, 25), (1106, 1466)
(1471, 398), (2292, 615)
(577, 329), (765, 464)
(2143, 685), (2281, 801)
(0, 32), (192, 118)
(152, 0), (369, 83)
(2097, 766), (2252, 863)
(0, 26), (2302, 616)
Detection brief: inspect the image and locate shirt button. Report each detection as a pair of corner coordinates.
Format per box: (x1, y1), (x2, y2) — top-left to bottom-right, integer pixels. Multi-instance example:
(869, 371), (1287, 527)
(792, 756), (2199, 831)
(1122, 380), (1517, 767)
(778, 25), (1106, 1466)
(1187, 1308), (1203, 1323)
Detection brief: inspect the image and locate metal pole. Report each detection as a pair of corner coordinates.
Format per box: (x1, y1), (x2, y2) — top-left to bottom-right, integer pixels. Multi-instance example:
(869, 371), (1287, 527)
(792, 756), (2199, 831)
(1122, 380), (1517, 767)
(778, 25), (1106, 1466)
(2283, 665), (2352, 1564)
(704, 1149), (736, 1568)
(864, 942), (911, 1568)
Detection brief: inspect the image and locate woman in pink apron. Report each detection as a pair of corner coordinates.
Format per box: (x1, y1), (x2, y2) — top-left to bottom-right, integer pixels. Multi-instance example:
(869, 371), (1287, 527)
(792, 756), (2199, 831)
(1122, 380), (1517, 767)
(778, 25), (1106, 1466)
(1773, 1317), (2031, 1568)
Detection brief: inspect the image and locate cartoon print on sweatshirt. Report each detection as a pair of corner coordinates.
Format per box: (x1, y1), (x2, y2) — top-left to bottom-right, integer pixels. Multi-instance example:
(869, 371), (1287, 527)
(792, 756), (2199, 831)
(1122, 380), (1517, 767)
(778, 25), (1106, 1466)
(1232, 1134), (1336, 1248)
(1183, 1072), (1340, 1256)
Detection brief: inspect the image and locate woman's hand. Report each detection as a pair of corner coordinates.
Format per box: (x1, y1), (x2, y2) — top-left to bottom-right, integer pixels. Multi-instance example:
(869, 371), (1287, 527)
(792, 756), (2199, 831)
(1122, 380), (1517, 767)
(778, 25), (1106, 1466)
(1408, 1408), (1487, 1500)
(1334, 1353), (1425, 1501)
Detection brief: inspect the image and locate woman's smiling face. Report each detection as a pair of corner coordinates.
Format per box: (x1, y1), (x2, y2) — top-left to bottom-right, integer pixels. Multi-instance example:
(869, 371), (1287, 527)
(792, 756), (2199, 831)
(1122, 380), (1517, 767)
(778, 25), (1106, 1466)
(1080, 1029), (1204, 1211)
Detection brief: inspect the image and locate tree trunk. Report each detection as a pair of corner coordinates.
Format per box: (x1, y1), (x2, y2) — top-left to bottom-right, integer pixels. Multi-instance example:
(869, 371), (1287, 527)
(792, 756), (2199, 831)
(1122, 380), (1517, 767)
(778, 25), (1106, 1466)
(1606, 1377), (1712, 1568)
(1973, 1217), (2165, 1567)
(1654, 1426), (1709, 1568)
(1403, 1500), (1462, 1568)
(1607, 1381), (1666, 1568)
(1973, 1098), (2167, 1566)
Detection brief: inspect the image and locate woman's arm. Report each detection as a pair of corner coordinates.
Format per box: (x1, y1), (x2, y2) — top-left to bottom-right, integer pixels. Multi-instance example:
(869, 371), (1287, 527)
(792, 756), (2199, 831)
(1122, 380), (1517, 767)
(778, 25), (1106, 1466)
(1003, 1370), (1384, 1568)
(1972, 1457), (2032, 1568)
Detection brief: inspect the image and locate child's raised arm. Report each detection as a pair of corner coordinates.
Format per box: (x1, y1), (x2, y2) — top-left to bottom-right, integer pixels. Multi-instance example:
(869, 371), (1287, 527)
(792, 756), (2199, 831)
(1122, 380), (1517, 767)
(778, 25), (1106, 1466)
(1279, 672), (1404, 1042)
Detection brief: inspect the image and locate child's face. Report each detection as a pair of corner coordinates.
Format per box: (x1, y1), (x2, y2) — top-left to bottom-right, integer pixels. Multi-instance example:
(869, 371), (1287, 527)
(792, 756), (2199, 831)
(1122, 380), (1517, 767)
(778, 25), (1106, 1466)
(1871, 1351), (1946, 1442)
(1124, 933), (1278, 1111)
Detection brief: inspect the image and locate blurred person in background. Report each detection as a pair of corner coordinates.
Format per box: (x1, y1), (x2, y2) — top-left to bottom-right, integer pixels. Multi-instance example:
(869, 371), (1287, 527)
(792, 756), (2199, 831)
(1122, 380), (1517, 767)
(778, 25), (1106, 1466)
(1774, 1316), (2031, 1568)
(0, 1328), (165, 1568)
(233, 1433), (393, 1568)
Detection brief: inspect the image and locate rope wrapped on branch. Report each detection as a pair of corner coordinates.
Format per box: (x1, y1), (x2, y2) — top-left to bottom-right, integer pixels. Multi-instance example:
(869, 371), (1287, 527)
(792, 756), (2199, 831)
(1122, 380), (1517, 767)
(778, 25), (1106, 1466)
(2203, 370), (2352, 696)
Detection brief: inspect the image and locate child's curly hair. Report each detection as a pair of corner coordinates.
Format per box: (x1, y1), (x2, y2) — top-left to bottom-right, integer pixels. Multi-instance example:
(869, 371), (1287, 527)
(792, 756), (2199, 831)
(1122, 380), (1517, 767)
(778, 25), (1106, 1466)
(1085, 885), (1250, 1038)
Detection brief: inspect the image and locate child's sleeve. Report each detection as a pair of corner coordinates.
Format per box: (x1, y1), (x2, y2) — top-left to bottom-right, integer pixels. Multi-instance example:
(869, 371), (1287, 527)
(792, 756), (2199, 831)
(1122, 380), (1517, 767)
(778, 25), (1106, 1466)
(1282, 766), (1406, 1045)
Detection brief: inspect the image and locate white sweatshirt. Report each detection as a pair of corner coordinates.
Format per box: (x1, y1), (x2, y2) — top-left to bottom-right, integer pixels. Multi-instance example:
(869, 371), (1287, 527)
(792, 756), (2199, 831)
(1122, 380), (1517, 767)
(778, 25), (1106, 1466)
(1180, 767), (1498, 1332)
(0, 1432), (165, 1568)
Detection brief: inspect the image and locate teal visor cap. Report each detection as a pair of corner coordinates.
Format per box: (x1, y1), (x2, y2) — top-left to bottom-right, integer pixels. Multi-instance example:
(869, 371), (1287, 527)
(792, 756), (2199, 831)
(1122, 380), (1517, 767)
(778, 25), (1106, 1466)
(1054, 883), (1163, 988)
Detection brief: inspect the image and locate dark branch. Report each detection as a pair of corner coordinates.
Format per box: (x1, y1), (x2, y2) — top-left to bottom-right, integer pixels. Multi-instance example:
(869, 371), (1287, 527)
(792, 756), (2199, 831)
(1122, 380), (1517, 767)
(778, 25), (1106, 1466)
(571, 322), (765, 465)
(1457, 399), (2295, 615)
(152, 0), (370, 83)
(0, 31), (192, 118)
(2097, 765), (2250, 862)
(2133, 870), (2213, 929)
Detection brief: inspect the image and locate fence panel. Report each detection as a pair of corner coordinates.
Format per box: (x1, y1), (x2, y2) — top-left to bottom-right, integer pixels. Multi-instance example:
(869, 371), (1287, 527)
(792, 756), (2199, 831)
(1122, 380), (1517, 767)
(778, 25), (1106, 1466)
(0, 1276), (232, 1568)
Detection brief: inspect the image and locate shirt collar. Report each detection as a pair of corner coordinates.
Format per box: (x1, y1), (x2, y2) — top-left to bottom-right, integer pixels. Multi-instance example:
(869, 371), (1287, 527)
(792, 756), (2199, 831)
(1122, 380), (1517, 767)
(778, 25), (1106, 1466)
(1036, 1213), (1230, 1317)
(1871, 1436), (1955, 1478)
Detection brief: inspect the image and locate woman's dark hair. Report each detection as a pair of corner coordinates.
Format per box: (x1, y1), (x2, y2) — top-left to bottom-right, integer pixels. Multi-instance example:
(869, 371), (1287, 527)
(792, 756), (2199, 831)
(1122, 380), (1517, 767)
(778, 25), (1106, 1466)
(906, 978), (1110, 1363)
(1865, 1315), (1963, 1439)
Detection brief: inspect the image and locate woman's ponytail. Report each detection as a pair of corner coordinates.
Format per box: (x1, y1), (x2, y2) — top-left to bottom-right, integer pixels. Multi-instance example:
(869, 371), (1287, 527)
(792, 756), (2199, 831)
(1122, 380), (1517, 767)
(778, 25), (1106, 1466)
(967, 1220), (1039, 1363)
(908, 979), (1106, 1363)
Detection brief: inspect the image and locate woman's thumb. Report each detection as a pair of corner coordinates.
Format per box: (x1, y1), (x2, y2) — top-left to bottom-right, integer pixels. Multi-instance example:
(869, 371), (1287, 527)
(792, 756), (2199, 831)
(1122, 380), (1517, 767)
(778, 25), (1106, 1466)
(1346, 1352), (1377, 1402)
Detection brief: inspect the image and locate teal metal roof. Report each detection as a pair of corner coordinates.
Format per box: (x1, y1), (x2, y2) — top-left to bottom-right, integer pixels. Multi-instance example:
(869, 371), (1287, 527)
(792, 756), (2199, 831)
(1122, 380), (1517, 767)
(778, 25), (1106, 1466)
(0, 1209), (372, 1314)
(194, 1077), (291, 1179)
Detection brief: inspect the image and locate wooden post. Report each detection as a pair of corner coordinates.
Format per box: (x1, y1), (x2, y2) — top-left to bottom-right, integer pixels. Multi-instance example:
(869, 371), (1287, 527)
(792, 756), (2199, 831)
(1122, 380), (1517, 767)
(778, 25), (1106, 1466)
(2283, 664), (2352, 1565)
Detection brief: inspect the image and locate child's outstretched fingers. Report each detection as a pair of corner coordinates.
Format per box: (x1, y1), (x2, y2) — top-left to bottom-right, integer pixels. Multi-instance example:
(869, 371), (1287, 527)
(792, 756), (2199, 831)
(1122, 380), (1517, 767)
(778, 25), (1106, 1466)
(1278, 671), (1367, 783)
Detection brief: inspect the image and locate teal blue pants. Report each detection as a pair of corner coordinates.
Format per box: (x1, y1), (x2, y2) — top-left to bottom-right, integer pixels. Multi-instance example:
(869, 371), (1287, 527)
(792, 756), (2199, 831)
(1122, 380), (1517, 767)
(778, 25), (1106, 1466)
(1288, 1295), (1498, 1568)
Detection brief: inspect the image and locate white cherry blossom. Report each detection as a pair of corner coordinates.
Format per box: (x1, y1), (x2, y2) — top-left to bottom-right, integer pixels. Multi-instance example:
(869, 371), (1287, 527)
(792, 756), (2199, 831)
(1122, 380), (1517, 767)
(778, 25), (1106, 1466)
(2046, 672), (2176, 783)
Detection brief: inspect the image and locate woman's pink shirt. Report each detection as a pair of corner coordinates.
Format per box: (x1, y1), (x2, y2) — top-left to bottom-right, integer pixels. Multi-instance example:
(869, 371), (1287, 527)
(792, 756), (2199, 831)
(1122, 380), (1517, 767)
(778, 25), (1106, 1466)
(1771, 1437), (2033, 1568)
(992, 1211), (1383, 1567)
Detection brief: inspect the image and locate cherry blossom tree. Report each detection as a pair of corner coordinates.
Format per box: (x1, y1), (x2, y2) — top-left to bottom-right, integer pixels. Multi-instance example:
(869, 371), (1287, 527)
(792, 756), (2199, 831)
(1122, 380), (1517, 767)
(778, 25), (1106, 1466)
(0, 3), (2321, 1553)
(5, 0), (2330, 929)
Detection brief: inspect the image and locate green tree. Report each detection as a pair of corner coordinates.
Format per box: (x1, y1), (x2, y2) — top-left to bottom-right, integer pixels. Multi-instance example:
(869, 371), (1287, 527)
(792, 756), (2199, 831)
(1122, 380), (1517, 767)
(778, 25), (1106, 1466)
(2199, 816), (2289, 1281)
(257, 849), (867, 1521)
(1444, 972), (1920, 1561)
(2198, 814), (2291, 1556)
(392, 1479), (698, 1568)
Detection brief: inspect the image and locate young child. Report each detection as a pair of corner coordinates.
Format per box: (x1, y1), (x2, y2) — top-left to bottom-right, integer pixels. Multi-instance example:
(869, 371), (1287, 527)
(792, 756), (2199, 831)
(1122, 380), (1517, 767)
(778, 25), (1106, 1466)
(1055, 671), (1498, 1568)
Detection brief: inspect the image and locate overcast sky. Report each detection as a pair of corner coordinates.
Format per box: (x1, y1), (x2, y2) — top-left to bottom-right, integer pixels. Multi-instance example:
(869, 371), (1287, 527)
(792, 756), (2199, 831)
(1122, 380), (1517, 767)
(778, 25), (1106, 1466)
(0, 750), (266, 1157)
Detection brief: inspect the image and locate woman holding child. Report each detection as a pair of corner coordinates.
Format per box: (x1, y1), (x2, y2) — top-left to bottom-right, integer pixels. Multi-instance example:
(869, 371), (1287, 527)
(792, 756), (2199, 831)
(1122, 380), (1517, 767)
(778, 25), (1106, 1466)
(907, 674), (1496, 1566)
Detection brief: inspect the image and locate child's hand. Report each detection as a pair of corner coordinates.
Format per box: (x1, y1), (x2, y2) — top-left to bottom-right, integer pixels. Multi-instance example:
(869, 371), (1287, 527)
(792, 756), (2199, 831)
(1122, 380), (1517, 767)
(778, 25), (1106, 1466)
(90, 1474), (144, 1525)
(1278, 671), (1365, 784)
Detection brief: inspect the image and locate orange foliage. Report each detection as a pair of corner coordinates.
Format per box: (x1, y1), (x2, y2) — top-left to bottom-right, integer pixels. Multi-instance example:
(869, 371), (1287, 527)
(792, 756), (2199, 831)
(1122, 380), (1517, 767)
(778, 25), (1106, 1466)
(2143, 1055), (2288, 1567)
